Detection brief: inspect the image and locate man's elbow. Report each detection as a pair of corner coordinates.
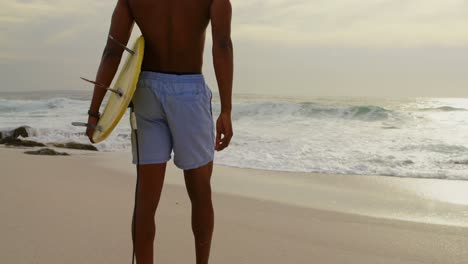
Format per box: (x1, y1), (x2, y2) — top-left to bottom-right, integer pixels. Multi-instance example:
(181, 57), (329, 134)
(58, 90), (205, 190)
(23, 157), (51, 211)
(213, 37), (233, 51)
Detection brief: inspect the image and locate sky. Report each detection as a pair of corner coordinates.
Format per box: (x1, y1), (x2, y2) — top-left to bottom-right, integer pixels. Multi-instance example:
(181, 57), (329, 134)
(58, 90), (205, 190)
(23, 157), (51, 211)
(1, 0), (468, 97)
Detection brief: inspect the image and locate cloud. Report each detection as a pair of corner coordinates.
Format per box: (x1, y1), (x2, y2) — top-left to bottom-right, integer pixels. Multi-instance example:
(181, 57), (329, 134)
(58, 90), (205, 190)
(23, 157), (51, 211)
(2, 0), (467, 60)
(233, 0), (468, 47)
(0, 0), (113, 61)
(1, 0), (468, 96)
(0, 0), (106, 23)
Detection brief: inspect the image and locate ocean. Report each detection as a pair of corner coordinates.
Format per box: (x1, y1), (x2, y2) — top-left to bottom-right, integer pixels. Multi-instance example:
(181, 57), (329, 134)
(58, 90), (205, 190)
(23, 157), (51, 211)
(1, 90), (467, 180)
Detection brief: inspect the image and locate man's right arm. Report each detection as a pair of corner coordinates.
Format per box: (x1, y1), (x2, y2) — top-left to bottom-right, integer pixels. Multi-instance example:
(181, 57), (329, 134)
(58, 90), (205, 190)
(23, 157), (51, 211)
(211, 0), (234, 151)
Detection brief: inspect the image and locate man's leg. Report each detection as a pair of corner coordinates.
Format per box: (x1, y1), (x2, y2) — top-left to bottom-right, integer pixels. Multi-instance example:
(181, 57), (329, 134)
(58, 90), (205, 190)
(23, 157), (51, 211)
(184, 161), (214, 264)
(132, 163), (167, 264)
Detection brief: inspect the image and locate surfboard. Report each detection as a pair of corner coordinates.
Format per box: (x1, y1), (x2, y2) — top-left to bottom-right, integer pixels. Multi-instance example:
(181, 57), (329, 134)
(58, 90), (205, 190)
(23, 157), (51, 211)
(92, 35), (145, 143)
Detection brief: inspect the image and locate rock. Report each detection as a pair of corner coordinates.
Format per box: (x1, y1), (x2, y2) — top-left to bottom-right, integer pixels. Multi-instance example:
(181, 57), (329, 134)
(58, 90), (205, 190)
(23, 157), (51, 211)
(0, 126), (30, 141)
(24, 148), (70, 156)
(2, 137), (46, 147)
(53, 142), (98, 151)
(12, 126), (30, 138)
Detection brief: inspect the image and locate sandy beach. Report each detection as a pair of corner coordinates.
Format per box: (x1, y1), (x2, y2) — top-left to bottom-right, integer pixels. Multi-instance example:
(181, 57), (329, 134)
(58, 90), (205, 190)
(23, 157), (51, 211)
(2, 145), (468, 264)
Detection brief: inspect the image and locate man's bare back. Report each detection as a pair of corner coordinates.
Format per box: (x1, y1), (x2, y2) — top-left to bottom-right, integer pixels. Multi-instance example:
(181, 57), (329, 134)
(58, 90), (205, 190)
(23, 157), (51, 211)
(129, 0), (212, 74)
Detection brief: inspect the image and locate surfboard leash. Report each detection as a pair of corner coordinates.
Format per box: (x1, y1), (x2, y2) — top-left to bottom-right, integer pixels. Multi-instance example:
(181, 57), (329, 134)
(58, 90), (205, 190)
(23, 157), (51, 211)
(72, 35), (140, 263)
(130, 106), (140, 264)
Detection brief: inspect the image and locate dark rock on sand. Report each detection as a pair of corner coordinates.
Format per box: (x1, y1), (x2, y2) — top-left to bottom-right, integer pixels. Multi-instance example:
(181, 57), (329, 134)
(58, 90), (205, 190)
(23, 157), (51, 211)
(2, 137), (46, 147)
(12, 126), (30, 138)
(0, 137), (8, 144)
(53, 142), (98, 151)
(0, 126), (31, 140)
(24, 148), (70, 156)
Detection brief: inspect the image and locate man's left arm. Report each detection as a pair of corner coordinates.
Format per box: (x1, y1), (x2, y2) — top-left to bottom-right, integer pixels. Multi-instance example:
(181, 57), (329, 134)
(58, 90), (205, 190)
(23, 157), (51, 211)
(87, 0), (134, 142)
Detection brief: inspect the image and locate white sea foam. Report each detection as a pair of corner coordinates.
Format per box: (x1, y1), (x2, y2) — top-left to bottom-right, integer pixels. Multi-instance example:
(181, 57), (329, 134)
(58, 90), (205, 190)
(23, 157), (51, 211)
(1, 92), (468, 180)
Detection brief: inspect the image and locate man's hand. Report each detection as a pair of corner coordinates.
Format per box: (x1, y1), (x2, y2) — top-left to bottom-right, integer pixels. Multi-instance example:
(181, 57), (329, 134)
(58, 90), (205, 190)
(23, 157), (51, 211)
(215, 112), (233, 151)
(211, 0), (233, 151)
(86, 116), (99, 144)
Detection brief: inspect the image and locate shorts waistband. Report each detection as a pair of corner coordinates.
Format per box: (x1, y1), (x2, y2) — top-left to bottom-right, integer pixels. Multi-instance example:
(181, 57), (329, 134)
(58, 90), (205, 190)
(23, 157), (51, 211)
(140, 71), (205, 83)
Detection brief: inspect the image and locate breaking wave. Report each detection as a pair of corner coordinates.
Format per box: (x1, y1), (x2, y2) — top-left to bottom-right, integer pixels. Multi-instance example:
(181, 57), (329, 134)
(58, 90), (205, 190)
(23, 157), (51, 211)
(228, 102), (393, 121)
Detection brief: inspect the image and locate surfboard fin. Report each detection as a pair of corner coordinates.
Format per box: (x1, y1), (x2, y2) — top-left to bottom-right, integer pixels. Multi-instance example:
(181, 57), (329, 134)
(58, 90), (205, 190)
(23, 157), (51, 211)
(71, 122), (103, 132)
(80, 77), (124, 97)
(108, 35), (135, 55)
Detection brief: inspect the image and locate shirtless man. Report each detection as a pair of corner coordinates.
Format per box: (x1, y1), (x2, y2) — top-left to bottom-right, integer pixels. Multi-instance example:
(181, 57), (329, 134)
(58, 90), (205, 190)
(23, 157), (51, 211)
(86, 0), (233, 263)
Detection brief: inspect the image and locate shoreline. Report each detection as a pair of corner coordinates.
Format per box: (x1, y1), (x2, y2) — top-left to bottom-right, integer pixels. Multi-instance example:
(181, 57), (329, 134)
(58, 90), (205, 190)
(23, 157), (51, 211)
(4, 145), (468, 227)
(92, 148), (468, 227)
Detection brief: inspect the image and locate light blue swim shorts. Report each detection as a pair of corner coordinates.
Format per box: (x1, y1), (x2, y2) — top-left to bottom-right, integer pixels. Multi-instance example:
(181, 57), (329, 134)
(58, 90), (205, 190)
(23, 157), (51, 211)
(131, 72), (215, 170)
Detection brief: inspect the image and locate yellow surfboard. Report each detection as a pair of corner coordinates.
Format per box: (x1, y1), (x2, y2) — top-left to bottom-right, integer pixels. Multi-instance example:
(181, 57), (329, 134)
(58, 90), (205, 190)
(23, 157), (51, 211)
(92, 36), (145, 143)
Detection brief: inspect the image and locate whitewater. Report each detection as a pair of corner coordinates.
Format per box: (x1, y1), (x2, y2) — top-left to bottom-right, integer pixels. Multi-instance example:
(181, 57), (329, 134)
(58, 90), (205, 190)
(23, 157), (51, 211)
(1, 91), (468, 180)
